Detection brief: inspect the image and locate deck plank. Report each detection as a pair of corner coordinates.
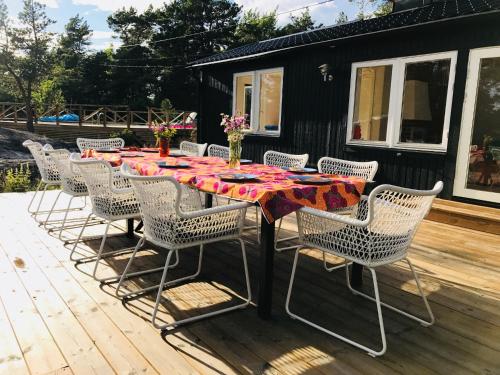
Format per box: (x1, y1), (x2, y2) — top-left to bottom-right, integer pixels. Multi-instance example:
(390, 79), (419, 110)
(0, 191), (499, 374)
(2, 193), (203, 375)
(0, 199), (159, 374)
(0, 298), (30, 375)
(0, 243), (71, 375)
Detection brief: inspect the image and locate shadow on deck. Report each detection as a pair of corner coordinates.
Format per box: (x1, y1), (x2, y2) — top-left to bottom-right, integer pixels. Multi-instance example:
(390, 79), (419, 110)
(0, 190), (499, 374)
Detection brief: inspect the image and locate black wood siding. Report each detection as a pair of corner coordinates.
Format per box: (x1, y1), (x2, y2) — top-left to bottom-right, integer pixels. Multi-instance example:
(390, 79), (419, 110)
(197, 14), (500, 200)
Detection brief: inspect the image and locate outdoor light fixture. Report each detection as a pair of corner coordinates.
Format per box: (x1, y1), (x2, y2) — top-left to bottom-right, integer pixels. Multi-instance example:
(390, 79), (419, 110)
(319, 64), (333, 82)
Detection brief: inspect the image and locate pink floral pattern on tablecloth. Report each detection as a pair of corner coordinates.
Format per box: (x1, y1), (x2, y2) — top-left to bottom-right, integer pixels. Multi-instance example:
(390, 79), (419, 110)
(91, 152), (366, 223)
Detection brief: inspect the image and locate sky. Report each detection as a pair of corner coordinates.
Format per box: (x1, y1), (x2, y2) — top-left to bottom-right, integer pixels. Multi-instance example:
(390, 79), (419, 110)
(4, 0), (363, 50)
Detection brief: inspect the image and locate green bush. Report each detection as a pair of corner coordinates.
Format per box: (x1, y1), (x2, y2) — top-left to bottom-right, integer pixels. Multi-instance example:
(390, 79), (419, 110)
(3, 163), (32, 192)
(109, 128), (142, 146)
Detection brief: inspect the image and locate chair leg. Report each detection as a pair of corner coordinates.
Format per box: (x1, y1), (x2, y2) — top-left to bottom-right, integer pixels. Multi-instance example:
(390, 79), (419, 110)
(92, 221), (111, 280)
(33, 183), (49, 221)
(58, 196), (75, 240)
(405, 258), (435, 326)
(43, 190), (63, 229)
(274, 215), (300, 252)
(151, 239), (251, 330)
(116, 244), (196, 300)
(345, 260), (434, 326)
(323, 252), (351, 272)
(70, 213), (92, 261)
(28, 180), (43, 213)
(255, 206), (260, 243)
(286, 248), (387, 357)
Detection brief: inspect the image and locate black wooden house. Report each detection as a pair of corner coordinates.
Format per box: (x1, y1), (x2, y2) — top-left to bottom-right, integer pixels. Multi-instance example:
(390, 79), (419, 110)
(192, 0), (500, 207)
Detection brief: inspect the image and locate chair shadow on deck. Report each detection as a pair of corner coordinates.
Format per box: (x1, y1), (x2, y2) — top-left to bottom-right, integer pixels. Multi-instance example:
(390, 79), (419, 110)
(54, 217), (496, 375)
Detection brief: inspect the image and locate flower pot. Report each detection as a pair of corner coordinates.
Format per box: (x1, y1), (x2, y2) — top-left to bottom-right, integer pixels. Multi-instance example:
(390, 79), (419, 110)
(159, 138), (170, 157)
(229, 139), (241, 169)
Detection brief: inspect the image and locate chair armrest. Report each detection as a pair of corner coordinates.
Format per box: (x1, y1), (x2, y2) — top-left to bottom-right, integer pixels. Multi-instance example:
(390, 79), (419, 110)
(299, 206), (370, 227)
(110, 169), (134, 194)
(177, 201), (252, 220)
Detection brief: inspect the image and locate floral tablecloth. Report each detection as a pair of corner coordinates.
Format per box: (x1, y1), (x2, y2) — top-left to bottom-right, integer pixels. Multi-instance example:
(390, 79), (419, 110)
(86, 151), (366, 223)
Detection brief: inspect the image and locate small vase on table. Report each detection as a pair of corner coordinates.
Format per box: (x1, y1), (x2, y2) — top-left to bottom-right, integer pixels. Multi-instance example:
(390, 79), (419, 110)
(228, 138), (242, 169)
(159, 137), (170, 157)
(221, 113), (248, 170)
(149, 121), (176, 158)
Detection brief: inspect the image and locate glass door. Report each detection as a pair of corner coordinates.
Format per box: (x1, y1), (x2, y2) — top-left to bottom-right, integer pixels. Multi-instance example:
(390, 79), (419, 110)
(454, 47), (500, 203)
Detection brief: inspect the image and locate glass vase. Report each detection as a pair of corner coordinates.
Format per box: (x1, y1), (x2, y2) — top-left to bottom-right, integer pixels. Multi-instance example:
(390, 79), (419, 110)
(159, 137), (170, 157)
(228, 139), (242, 169)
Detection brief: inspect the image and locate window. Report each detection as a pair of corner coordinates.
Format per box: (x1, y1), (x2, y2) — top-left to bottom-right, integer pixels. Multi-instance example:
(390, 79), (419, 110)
(347, 52), (457, 151)
(352, 65), (392, 142)
(233, 68), (283, 135)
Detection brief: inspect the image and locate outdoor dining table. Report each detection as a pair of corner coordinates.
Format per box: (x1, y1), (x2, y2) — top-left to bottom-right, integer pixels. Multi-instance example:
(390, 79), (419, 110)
(87, 150), (367, 319)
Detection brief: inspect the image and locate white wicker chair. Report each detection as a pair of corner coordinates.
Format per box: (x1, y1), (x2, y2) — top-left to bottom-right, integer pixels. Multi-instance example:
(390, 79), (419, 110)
(318, 157), (378, 179)
(116, 163), (252, 330)
(207, 144), (230, 159)
(69, 154), (142, 282)
(179, 141), (208, 156)
(76, 137), (124, 152)
(318, 157), (378, 271)
(42, 149), (90, 233)
(263, 150), (309, 252)
(286, 181), (443, 357)
(207, 144), (231, 206)
(23, 140), (62, 221)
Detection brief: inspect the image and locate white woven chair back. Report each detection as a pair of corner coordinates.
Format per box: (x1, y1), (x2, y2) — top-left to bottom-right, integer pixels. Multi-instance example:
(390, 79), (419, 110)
(207, 144), (230, 159)
(120, 164), (243, 249)
(46, 149), (87, 195)
(76, 137), (124, 152)
(299, 182), (443, 266)
(318, 157), (378, 180)
(22, 140), (60, 183)
(263, 150), (309, 169)
(70, 155), (138, 219)
(180, 141), (208, 156)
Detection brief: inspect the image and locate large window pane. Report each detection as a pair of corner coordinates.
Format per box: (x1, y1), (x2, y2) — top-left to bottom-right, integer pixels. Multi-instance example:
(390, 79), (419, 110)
(351, 65), (392, 142)
(258, 71), (282, 132)
(400, 59), (451, 144)
(234, 74), (253, 118)
(465, 56), (500, 193)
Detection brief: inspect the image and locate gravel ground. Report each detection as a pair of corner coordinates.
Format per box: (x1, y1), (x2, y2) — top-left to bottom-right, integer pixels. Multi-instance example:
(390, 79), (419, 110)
(0, 127), (77, 170)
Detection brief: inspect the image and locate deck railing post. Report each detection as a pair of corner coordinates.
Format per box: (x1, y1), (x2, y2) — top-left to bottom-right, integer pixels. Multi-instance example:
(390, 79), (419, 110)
(127, 107), (131, 129)
(147, 107), (152, 126)
(78, 105), (83, 127)
(102, 106), (107, 127)
(14, 104), (17, 125)
(55, 105), (60, 126)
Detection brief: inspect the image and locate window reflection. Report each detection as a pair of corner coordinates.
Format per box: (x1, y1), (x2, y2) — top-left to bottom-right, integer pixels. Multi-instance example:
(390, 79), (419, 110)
(400, 59), (451, 144)
(351, 65), (392, 142)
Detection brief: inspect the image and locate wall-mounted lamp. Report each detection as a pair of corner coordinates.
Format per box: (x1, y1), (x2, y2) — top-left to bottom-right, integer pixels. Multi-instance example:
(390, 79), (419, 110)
(319, 64), (333, 82)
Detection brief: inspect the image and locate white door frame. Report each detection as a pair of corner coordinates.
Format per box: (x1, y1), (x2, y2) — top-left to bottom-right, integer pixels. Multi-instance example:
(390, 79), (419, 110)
(453, 46), (500, 203)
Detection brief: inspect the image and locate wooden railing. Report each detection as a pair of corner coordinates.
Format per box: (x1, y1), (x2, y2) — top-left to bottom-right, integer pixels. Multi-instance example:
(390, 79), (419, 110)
(0, 102), (196, 128)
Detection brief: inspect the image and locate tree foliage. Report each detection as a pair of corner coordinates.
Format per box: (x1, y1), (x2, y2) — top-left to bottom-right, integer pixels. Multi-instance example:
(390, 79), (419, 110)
(0, 0), (55, 131)
(336, 11), (349, 24)
(0, 0), (392, 123)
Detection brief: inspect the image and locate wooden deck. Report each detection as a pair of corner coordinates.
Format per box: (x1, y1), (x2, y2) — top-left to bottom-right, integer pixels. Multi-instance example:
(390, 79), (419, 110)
(0, 191), (499, 375)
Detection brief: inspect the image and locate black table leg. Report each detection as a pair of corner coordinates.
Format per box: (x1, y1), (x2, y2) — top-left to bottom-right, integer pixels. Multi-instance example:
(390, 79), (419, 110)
(205, 193), (213, 208)
(126, 218), (134, 239)
(258, 214), (275, 319)
(351, 263), (363, 287)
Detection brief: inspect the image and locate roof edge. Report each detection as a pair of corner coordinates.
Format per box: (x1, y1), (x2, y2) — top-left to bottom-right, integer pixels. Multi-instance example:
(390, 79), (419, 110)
(191, 7), (500, 68)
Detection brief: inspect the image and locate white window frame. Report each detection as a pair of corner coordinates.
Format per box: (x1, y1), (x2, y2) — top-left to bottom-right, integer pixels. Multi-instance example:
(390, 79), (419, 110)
(232, 67), (284, 136)
(453, 46), (500, 203)
(346, 51), (458, 152)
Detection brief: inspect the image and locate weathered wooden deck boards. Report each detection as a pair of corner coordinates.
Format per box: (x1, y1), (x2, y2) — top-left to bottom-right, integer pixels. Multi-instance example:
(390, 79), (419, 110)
(0, 191), (498, 374)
